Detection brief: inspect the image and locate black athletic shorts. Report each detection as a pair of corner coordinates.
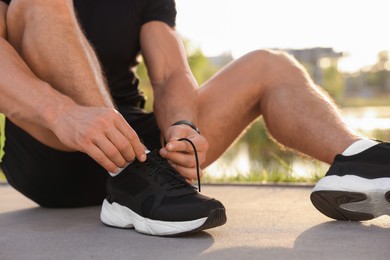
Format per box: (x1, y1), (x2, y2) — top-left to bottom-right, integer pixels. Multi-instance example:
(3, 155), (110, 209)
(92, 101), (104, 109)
(0, 106), (161, 208)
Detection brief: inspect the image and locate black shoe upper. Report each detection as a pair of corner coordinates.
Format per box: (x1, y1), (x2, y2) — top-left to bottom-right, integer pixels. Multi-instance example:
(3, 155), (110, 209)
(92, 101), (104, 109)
(326, 142), (390, 179)
(106, 150), (224, 221)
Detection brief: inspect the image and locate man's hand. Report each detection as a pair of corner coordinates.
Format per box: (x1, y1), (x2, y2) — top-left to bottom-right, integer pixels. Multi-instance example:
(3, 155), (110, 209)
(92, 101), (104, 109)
(51, 104), (146, 173)
(160, 124), (209, 181)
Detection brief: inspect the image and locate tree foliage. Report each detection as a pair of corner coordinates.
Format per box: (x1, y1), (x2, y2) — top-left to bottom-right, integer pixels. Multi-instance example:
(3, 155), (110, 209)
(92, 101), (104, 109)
(136, 39), (218, 112)
(322, 64), (345, 103)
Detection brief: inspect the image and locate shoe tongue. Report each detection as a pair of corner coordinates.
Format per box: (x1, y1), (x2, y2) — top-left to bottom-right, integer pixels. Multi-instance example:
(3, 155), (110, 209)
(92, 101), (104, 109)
(148, 150), (196, 197)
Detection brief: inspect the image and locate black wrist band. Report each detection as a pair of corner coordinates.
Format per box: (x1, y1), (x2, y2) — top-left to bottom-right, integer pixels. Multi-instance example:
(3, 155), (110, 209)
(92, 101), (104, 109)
(172, 120), (200, 134)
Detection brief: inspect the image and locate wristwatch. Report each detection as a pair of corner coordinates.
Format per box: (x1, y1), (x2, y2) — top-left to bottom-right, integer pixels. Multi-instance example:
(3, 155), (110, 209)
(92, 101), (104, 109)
(172, 120), (200, 134)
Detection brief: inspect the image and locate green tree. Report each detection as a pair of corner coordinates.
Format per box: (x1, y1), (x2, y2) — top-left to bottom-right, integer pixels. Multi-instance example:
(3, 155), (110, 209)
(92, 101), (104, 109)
(365, 50), (390, 93)
(187, 48), (218, 85)
(137, 40), (218, 112)
(322, 64), (345, 103)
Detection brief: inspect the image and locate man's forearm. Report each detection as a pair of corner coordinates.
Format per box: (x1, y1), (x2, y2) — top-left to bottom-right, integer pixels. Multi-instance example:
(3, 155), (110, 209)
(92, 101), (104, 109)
(153, 69), (199, 134)
(140, 22), (200, 134)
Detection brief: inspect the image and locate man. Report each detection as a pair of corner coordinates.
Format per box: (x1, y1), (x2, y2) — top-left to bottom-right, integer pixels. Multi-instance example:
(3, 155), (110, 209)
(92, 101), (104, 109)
(0, 0), (388, 236)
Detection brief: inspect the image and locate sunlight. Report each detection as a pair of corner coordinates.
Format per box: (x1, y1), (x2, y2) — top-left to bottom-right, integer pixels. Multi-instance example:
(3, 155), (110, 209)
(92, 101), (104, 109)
(205, 145), (251, 178)
(176, 0), (390, 72)
(342, 107), (390, 131)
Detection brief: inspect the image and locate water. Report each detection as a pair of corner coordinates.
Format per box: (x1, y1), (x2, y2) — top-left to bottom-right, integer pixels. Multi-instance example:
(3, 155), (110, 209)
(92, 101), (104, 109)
(205, 106), (390, 182)
(342, 106), (390, 132)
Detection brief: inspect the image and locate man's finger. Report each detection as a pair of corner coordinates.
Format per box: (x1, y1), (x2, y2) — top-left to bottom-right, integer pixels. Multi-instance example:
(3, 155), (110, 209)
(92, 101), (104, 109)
(106, 129), (136, 162)
(92, 136), (127, 168)
(165, 140), (191, 153)
(114, 115), (147, 162)
(87, 145), (120, 173)
(160, 150), (204, 168)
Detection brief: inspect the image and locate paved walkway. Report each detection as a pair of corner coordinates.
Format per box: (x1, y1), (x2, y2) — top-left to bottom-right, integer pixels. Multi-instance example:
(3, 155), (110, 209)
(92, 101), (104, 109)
(0, 184), (389, 260)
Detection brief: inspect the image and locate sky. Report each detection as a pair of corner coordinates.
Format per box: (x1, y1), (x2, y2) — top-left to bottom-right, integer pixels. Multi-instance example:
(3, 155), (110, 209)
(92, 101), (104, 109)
(175, 0), (390, 72)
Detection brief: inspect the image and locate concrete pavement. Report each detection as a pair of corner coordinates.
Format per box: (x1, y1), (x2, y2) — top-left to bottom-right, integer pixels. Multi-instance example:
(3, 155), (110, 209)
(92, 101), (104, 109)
(0, 184), (389, 260)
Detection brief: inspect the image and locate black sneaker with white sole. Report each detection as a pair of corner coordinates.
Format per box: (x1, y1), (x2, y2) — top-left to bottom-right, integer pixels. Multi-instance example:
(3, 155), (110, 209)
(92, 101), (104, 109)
(100, 149), (226, 236)
(311, 141), (390, 221)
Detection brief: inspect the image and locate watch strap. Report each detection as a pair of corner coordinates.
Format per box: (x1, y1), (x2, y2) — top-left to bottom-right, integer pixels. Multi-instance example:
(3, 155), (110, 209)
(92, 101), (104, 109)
(172, 120), (200, 134)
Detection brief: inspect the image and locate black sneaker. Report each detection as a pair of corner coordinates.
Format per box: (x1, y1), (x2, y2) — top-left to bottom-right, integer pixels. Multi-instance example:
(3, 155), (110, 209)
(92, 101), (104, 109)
(100, 149), (226, 236)
(311, 142), (390, 221)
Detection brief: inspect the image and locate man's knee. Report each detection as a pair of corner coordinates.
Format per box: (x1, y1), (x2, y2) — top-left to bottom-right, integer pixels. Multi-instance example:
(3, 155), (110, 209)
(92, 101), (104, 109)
(6, 0), (75, 49)
(250, 49), (304, 73)
(7, 0), (73, 25)
(247, 49), (310, 86)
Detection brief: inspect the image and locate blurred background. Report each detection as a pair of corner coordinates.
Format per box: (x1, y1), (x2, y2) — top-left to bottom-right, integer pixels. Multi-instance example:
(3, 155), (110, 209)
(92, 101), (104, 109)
(1, 0), (389, 184)
(138, 0), (390, 184)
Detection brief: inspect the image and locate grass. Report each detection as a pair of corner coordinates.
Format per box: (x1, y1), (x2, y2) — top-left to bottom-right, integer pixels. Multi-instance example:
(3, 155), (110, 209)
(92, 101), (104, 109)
(202, 160), (326, 185)
(202, 170), (321, 185)
(0, 169), (6, 183)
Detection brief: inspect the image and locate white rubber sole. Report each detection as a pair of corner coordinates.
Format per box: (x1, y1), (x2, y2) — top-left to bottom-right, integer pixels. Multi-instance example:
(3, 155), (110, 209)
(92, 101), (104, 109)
(100, 199), (207, 236)
(312, 175), (390, 219)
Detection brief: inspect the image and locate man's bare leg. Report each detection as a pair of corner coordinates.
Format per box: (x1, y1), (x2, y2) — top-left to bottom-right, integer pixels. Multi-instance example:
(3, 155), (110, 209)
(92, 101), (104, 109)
(7, 0), (111, 107)
(197, 50), (361, 166)
(3, 0), (145, 172)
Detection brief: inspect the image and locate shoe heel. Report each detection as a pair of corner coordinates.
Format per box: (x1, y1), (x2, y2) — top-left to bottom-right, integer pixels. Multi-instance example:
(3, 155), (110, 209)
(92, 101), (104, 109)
(100, 199), (135, 228)
(311, 191), (374, 221)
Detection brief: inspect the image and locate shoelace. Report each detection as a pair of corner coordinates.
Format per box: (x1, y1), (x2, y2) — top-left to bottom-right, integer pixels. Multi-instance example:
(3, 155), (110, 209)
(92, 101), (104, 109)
(145, 153), (189, 191)
(145, 139), (201, 192)
(145, 137), (201, 192)
(178, 138), (201, 192)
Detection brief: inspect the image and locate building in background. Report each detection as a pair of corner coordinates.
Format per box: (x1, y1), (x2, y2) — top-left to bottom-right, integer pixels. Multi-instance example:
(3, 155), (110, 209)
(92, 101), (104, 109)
(283, 47), (343, 86)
